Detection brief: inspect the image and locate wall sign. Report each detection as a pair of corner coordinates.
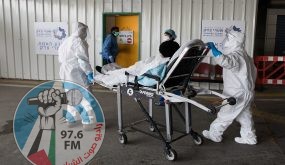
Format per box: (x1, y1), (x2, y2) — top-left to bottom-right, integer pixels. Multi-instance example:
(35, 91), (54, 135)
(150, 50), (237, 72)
(118, 31), (133, 45)
(34, 22), (68, 55)
(201, 20), (245, 53)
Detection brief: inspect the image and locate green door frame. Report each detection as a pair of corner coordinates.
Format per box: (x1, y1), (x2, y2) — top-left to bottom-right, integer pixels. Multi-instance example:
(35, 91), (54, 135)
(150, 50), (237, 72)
(102, 13), (141, 62)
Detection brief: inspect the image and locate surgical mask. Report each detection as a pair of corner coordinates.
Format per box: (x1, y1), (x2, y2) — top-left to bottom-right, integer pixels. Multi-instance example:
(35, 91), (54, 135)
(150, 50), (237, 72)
(162, 35), (170, 41)
(222, 40), (241, 55)
(80, 29), (88, 40)
(113, 31), (120, 37)
(221, 36), (230, 50)
(221, 36), (233, 55)
(222, 35), (243, 55)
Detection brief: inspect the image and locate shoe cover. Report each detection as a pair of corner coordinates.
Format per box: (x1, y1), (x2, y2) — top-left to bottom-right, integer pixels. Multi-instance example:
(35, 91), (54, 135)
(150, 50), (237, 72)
(202, 130), (222, 142)
(235, 137), (257, 145)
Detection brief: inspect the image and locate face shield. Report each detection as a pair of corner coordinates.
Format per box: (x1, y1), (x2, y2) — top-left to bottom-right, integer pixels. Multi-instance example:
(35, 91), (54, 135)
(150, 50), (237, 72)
(71, 22), (91, 40)
(221, 26), (245, 54)
(221, 33), (231, 50)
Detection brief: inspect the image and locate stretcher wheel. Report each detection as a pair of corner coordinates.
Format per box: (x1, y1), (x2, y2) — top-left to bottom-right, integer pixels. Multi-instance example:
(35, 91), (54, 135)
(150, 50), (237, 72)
(165, 148), (177, 161)
(193, 134), (203, 145)
(119, 133), (128, 144)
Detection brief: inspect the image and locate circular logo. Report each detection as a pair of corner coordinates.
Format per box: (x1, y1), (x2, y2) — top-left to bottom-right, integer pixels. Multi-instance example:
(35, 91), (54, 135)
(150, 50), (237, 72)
(53, 27), (67, 40)
(127, 88), (134, 96)
(13, 80), (105, 165)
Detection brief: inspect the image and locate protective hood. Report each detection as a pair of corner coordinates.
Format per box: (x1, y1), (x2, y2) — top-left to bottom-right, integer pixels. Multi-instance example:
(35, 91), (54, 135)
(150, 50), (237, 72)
(71, 22), (90, 40)
(222, 26), (245, 55)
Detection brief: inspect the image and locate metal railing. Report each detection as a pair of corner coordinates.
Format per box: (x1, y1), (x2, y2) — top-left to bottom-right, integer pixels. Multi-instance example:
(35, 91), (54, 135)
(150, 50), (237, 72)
(254, 56), (285, 85)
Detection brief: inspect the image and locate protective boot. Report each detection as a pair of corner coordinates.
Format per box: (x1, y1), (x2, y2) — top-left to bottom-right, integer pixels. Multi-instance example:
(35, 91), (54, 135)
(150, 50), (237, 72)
(234, 137), (257, 145)
(202, 130), (222, 142)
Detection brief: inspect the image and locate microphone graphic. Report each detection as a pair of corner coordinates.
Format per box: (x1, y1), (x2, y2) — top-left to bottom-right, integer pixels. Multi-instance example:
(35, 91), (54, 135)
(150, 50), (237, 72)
(28, 89), (83, 108)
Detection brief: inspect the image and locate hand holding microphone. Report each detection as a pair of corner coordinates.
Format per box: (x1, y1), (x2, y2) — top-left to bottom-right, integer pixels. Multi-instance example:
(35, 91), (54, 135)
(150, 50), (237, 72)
(28, 88), (83, 130)
(35, 88), (63, 117)
(28, 88), (82, 108)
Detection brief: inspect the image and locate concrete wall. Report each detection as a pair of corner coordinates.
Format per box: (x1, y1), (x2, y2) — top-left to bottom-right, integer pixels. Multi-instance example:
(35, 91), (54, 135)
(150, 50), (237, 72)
(0, 0), (258, 81)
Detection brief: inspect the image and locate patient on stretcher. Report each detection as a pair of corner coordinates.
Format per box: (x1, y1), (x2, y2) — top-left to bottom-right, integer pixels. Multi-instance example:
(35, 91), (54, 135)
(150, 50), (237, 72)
(94, 35), (180, 87)
(94, 54), (169, 87)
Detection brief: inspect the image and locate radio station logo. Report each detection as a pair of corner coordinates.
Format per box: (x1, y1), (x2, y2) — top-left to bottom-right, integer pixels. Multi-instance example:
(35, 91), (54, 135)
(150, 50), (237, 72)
(13, 80), (105, 165)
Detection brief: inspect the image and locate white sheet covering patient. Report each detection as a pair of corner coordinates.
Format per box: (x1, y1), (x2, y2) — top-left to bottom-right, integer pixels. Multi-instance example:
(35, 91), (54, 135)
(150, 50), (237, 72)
(95, 55), (169, 87)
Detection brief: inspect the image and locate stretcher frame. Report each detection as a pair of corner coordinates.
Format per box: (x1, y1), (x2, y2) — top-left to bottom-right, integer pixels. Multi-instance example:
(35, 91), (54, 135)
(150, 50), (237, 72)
(95, 39), (236, 161)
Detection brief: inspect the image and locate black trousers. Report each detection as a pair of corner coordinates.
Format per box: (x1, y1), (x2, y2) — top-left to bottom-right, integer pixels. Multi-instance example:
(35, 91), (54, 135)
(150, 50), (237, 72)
(103, 57), (115, 65)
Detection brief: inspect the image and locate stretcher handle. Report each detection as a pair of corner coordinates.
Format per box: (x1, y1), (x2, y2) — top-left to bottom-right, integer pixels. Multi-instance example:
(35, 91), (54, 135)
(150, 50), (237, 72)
(208, 97), (236, 114)
(227, 97), (236, 105)
(125, 71), (140, 90)
(212, 97), (236, 112)
(207, 105), (217, 114)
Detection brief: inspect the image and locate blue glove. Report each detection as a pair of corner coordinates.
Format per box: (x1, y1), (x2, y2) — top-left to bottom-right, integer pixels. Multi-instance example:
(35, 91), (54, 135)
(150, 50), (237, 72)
(87, 72), (94, 83)
(207, 42), (222, 57)
(108, 56), (114, 63)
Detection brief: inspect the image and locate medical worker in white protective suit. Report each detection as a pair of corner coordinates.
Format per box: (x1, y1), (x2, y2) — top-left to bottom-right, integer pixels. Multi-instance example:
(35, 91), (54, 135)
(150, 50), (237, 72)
(58, 22), (94, 90)
(58, 22), (96, 129)
(203, 26), (257, 145)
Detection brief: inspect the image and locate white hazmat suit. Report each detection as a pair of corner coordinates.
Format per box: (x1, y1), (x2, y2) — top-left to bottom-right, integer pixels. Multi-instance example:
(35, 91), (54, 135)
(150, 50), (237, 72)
(58, 22), (93, 89)
(203, 26), (257, 145)
(58, 22), (95, 128)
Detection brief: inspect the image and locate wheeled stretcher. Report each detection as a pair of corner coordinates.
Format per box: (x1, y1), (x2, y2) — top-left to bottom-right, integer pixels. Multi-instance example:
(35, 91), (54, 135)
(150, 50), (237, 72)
(94, 39), (236, 161)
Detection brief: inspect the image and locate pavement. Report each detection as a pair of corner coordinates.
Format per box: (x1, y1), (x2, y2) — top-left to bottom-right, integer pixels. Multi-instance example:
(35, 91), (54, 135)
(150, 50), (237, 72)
(0, 79), (285, 165)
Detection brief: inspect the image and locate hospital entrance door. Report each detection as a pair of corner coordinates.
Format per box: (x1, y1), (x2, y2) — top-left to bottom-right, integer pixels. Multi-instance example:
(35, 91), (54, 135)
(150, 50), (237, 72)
(103, 14), (139, 67)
